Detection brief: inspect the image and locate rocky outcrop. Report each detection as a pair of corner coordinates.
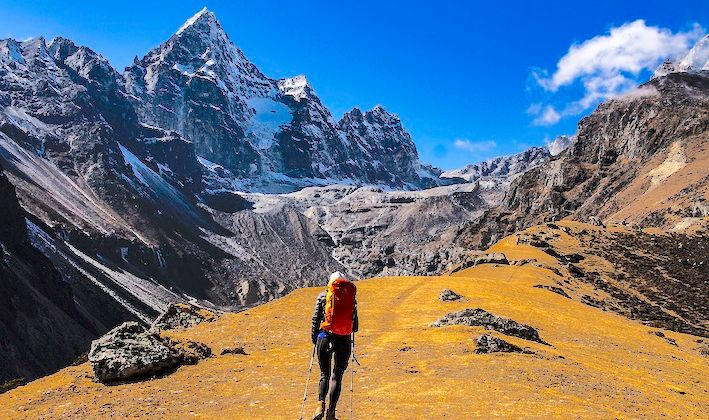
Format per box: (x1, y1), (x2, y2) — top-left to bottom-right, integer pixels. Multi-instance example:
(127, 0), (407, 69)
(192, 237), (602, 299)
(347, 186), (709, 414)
(533, 284), (571, 299)
(475, 334), (531, 354)
(440, 289), (464, 302)
(432, 308), (547, 344)
(450, 252), (509, 274)
(151, 303), (217, 331)
(88, 321), (212, 383)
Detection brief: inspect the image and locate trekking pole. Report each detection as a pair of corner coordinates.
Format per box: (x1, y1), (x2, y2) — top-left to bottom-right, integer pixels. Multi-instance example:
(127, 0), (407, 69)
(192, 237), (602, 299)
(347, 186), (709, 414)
(299, 344), (317, 420)
(350, 333), (361, 419)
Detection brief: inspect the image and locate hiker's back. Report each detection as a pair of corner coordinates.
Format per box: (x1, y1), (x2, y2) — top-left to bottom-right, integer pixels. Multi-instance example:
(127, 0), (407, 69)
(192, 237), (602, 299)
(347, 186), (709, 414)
(321, 278), (356, 336)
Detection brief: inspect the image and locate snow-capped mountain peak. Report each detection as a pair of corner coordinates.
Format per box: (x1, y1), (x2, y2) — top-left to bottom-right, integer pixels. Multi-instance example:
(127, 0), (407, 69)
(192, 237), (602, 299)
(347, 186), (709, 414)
(121, 8), (450, 189)
(654, 34), (709, 77)
(278, 74), (309, 101)
(677, 35), (709, 72)
(176, 7), (215, 35)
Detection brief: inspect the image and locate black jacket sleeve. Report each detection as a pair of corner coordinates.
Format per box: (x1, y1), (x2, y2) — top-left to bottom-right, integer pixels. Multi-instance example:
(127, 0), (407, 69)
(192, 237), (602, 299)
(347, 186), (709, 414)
(311, 292), (326, 344)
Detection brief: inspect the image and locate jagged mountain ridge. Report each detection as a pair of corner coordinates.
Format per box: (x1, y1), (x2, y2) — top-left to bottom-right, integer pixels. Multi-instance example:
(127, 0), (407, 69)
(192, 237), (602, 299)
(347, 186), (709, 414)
(441, 146), (552, 183)
(461, 70), (709, 247)
(654, 34), (708, 77)
(124, 7), (445, 191)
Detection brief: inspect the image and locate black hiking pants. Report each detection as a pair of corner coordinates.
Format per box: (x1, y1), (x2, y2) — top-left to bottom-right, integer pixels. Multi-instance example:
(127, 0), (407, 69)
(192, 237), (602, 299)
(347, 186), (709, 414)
(316, 332), (351, 409)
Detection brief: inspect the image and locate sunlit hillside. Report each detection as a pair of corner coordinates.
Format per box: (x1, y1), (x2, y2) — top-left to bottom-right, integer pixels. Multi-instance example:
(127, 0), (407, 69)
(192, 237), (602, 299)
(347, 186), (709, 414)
(2, 222), (707, 419)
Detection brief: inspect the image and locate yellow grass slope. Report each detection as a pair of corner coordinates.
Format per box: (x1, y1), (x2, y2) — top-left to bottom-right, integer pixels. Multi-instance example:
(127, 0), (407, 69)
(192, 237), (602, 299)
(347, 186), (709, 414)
(2, 226), (707, 419)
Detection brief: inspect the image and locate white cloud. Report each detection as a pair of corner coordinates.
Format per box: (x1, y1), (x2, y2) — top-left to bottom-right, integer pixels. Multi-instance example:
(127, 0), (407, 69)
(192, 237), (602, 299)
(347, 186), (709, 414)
(528, 103), (561, 126)
(530, 20), (704, 125)
(453, 139), (497, 153)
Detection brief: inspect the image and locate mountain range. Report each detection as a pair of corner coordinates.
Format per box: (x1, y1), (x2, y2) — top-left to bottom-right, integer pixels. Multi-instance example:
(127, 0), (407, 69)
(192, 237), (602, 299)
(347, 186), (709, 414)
(0, 7), (707, 388)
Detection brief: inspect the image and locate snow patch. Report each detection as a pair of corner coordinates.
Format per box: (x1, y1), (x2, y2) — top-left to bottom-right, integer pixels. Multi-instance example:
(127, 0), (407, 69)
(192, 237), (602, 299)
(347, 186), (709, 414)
(278, 75), (308, 101)
(245, 97), (292, 149)
(176, 7), (211, 35)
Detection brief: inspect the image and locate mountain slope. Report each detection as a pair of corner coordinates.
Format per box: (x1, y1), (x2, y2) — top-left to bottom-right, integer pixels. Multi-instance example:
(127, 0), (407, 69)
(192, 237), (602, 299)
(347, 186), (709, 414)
(124, 8), (445, 191)
(0, 166), (117, 385)
(2, 221), (706, 417)
(462, 70), (708, 247)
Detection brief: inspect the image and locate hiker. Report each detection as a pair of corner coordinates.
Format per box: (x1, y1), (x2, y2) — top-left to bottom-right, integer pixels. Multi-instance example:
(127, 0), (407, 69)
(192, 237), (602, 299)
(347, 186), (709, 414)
(310, 271), (359, 420)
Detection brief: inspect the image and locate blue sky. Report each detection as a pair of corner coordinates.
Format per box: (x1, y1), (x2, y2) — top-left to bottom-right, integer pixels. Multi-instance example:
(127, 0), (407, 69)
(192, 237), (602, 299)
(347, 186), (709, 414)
(1, 1), (707, 170)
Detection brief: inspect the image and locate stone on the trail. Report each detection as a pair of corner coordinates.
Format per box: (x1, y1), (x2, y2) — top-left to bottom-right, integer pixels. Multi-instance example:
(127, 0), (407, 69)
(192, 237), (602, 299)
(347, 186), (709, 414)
(432, 308), (548, 344)
(440, 289), (464, 302)
(220, 347), (247, 356)
(89, 322), (181, 383)
(475, 334), (529, 354)
(151, 303), (217, 331)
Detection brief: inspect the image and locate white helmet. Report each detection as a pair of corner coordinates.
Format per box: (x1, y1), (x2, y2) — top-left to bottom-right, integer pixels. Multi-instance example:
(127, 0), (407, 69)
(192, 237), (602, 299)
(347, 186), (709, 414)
(328, 271), (347, 285)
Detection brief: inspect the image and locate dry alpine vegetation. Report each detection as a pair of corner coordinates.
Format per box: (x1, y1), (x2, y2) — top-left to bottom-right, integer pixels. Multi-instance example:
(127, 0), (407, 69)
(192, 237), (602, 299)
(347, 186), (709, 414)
(1, 221), (707, 419)
(1, 7), (709, 419)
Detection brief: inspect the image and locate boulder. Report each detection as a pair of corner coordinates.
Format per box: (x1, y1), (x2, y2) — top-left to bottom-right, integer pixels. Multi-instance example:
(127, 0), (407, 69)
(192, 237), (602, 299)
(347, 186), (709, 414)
(439, 289), (464, 302)
(432, 308), (547, 344)
(151, 303), (217, 331)
(89, 322), (181, 383)
(473, 253), (509, 266)
(475, 334), (530, 354)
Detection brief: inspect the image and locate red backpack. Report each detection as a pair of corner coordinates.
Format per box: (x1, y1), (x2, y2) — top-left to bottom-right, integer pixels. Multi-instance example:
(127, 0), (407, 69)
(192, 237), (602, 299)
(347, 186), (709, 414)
(321, 278), (357, 336)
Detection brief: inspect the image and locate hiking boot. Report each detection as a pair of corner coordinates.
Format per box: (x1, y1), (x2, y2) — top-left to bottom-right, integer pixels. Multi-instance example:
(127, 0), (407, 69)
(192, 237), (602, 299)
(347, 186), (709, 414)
(325, 409), (337, 420)
(312, 401), (325, 420)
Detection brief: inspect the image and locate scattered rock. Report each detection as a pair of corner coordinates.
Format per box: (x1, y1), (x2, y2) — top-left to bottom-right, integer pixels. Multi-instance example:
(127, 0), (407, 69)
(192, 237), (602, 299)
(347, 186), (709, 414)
(566, 263), (586, 278)
(581, 295), (605, 309)
(650, 331), (678, 346)
(432, 308), (548, 344)
(439, 289), (464, 302)
(475, 334), (533, 354)
(533, 285), (571, 299)
(588, 216), (606, 227)
(542, 247), (584, 263)
(220, 347), (247, 356)
(398, 346), (414, 352)
(89, 322), (182, 383)
(151, 303), (217, 331)
(164, 338), (213, 364)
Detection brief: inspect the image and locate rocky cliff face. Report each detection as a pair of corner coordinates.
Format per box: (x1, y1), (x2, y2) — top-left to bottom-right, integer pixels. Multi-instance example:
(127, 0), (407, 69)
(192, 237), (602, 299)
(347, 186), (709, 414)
(0, 166), (103, 384)
(462, 71), (709, 247)
(124, 8), (445, 191)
